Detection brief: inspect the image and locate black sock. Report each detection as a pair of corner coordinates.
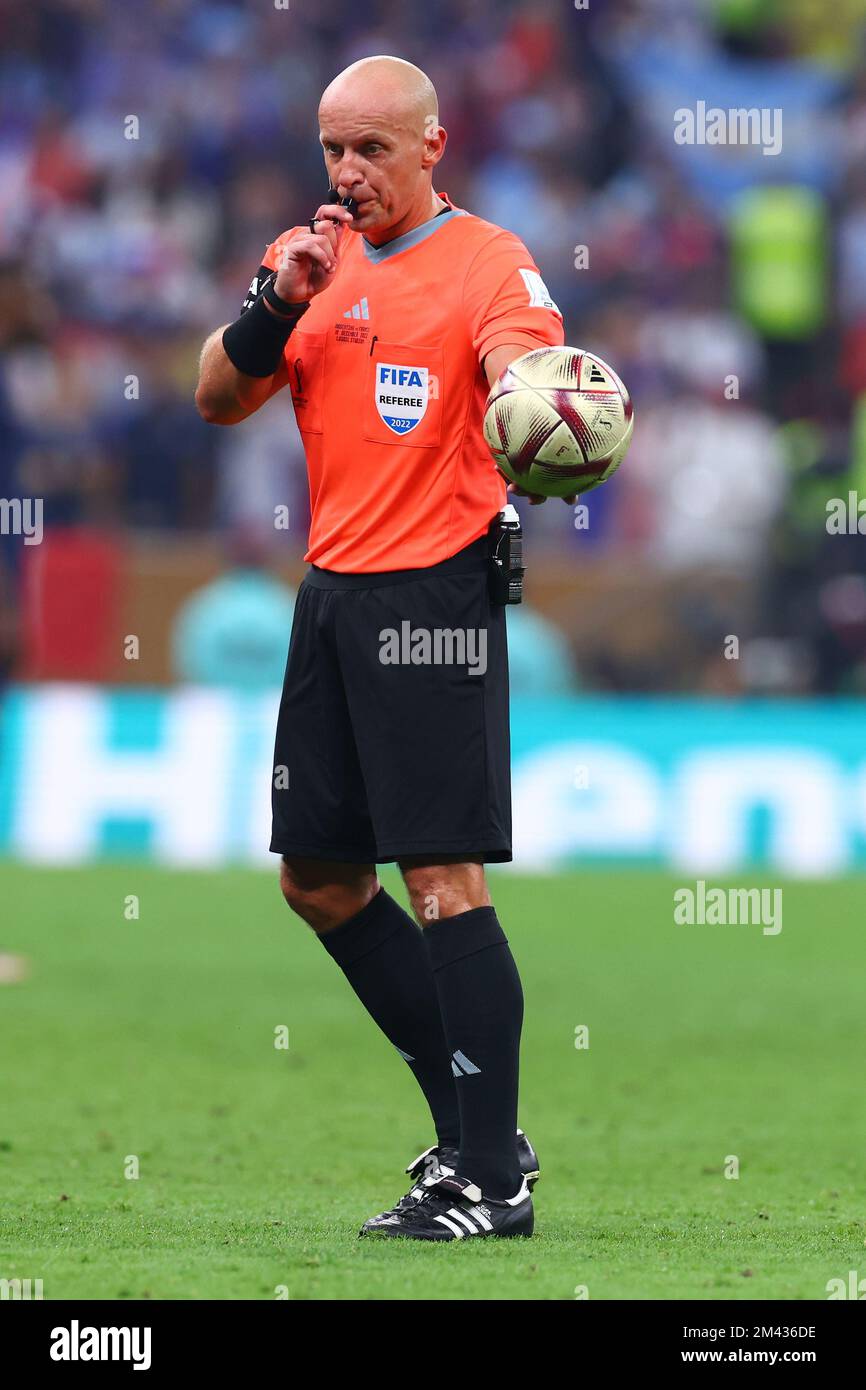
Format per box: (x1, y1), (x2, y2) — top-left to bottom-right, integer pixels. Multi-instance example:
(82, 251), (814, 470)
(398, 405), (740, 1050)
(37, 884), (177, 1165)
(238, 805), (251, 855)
(318, 888), (460, 1148)
(424, 907), (523, 1200)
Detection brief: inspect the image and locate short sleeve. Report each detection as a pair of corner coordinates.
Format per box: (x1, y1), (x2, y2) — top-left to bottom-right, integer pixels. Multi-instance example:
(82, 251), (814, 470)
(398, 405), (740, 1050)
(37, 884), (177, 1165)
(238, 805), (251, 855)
(463, 230), (565, 364)
(239, 228), (307, 314)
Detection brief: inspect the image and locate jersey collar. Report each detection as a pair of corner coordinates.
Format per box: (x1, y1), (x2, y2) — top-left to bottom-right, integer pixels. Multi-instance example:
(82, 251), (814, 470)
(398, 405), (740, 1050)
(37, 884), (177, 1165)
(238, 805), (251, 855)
(361, 192), (467, 265)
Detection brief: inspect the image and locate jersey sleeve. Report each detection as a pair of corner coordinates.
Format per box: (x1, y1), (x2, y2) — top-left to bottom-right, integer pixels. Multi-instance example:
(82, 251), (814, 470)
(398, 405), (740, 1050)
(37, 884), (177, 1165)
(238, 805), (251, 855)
(463, 230), (565, 364)
(239, 228), (308, 314)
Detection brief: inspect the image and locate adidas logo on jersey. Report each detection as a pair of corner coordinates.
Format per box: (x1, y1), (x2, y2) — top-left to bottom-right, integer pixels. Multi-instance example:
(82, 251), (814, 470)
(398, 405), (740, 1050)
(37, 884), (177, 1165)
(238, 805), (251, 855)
(343, 297), (370, 320)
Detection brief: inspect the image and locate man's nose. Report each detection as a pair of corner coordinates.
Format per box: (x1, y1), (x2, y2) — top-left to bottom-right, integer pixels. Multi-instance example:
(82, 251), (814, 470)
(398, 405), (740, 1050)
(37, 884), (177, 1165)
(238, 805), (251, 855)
(335, 164), (365, 192)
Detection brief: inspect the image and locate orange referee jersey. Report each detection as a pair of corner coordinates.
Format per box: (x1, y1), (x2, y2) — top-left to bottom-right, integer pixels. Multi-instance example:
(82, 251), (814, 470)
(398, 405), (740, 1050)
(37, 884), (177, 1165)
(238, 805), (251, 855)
(258, 191), (564, 572)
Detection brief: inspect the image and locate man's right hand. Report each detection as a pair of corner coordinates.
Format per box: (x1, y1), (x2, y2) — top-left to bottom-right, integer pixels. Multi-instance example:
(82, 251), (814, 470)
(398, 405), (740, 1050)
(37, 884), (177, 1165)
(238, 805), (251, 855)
(196, 204), (355, 424)
(271, 204), (354, 305)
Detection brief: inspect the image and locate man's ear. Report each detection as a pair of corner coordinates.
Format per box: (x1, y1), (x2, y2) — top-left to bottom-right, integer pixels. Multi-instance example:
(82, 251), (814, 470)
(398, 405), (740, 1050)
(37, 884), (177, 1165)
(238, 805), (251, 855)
(421, 120), (447, 169)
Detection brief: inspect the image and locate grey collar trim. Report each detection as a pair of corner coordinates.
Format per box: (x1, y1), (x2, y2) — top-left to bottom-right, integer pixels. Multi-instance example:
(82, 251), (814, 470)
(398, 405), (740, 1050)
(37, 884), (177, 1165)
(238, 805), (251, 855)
(362, 207), (467, 264)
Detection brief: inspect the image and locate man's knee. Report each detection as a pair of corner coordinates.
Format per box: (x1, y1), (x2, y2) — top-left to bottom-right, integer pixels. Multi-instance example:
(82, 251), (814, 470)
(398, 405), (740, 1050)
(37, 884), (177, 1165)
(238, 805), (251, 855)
(399, 857), (491, 925)
(278, 856), (378, 933)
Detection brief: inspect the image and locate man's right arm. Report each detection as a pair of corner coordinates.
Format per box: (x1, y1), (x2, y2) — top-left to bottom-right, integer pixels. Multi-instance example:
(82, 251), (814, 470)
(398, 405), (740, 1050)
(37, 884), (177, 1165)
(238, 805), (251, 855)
(194, 205), (351, 427)
(194, 326), (289, 426)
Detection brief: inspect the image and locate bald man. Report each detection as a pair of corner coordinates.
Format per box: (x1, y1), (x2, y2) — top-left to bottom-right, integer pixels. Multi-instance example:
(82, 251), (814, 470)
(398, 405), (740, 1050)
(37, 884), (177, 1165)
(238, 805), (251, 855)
(196, 56), (569, 1242)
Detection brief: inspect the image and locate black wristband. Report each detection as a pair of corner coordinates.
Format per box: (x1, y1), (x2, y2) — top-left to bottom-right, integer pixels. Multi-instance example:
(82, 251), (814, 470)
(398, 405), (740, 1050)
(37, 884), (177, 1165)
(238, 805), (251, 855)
(262, 277), (306, 315)
(222, 292), (310, 378)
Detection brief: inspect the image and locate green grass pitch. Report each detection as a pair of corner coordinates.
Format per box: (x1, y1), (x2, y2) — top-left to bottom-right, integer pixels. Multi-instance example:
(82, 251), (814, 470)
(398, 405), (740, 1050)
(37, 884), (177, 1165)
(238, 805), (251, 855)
(1, 863), (864, 1301)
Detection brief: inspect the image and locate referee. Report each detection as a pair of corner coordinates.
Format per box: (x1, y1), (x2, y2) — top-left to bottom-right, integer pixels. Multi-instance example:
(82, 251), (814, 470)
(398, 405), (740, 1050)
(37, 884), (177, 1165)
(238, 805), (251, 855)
(195, 55), (571, 1242)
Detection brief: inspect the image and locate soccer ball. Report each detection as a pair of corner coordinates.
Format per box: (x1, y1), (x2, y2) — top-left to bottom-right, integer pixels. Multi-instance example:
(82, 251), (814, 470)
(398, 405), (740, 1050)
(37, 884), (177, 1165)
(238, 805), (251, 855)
(484, 346), (634, 498)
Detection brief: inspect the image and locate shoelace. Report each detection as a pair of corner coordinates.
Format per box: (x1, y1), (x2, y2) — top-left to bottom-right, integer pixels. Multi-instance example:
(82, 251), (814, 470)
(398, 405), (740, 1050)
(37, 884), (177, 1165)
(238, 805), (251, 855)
(392, 1186), (429, 1214)
(397, 1150), (457, 1202)
(390, 1187), (460, 1227)
(382, 1150), (459, 1219)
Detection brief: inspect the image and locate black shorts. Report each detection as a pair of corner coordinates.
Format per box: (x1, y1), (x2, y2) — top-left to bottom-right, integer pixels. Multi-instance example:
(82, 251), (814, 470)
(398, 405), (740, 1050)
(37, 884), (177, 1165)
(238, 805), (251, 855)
(270, 535), (512, 865)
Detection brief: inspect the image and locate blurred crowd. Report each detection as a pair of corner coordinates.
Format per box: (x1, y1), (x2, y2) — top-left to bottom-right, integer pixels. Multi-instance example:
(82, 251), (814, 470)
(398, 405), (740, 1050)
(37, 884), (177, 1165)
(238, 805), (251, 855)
(1, 0), (865, 692)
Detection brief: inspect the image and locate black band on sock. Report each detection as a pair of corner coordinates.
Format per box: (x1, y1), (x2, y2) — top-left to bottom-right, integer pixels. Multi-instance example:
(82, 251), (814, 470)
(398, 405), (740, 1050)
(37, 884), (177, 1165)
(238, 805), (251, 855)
(424, 906), (507, 972)
(317, 887), (408, 967)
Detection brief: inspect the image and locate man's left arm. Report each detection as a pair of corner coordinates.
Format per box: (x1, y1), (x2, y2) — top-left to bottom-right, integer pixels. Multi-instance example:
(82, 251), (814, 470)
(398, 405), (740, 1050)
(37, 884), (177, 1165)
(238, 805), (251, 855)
(468, 236), (574, 505)
(482, 343), (579, 507)
(483, 344), (527, 390)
